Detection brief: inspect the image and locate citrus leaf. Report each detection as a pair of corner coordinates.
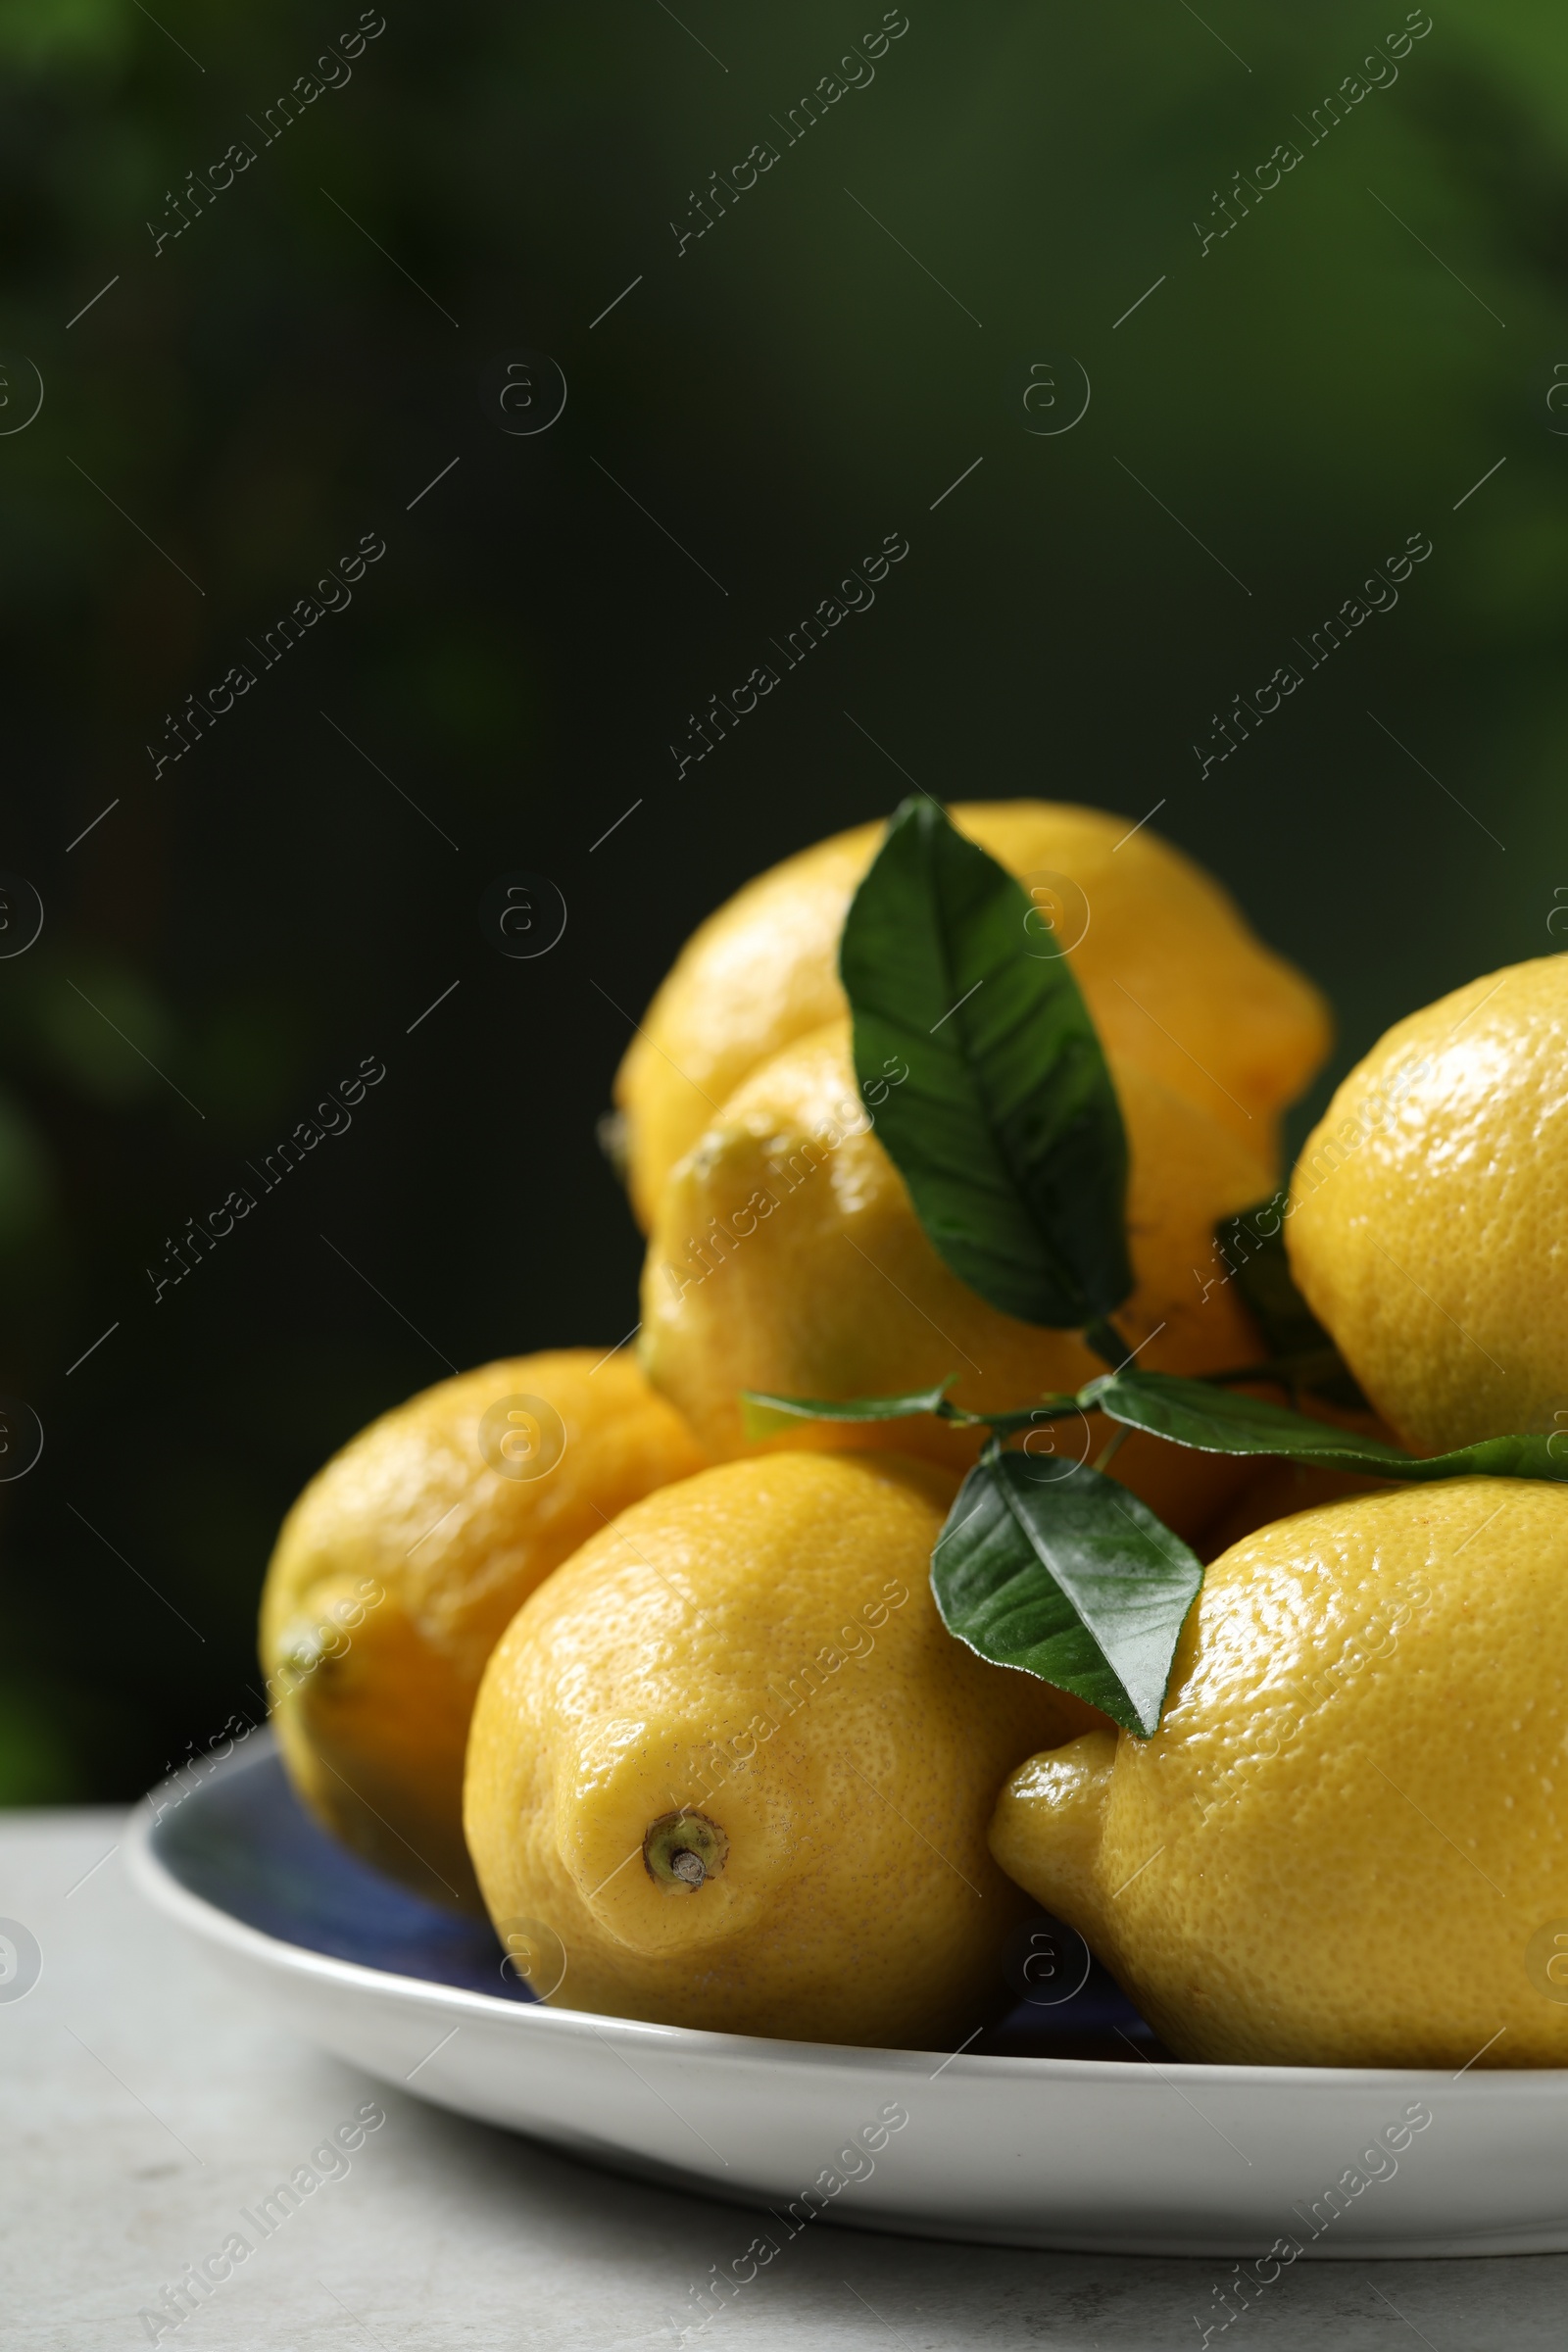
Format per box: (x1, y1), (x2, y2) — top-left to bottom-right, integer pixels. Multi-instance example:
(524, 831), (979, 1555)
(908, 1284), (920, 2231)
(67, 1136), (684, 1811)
(740, 1381), (954, 1443)
(838, 797), (1132, 1327)
(931, 1453), (1203, 1738)
(1082, 1369), (1568, 1484)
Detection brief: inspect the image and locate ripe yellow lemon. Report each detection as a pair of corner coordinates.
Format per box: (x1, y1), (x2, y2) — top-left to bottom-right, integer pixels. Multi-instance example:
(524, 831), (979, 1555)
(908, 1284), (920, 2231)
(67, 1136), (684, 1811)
(638, 1017), (1273, 1536)
(613, 804), (1330, 1227)
(260, 1350), (706, 1909)
(991, 1478), (1568, 2068)
(1287, 956), (1568, 1453)
(464, 1450), (1101, 2044)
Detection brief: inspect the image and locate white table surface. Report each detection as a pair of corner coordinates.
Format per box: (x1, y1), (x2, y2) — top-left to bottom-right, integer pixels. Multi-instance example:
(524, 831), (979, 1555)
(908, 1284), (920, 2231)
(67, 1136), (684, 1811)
(4, 1806), (1566, 2350)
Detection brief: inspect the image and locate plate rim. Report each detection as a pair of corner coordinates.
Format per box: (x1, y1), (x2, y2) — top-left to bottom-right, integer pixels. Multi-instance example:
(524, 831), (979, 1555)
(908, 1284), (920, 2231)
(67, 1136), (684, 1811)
(127, 1738), (1568, 2104)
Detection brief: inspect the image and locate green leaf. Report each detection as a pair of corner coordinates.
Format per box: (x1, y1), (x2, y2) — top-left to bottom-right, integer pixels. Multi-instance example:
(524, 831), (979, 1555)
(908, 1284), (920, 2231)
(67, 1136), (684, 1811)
(931, 1453), (1203, 1737)
(739, 1382), (955, 1443)
(838, 797), (1132, 1328)
(1212, 1200), (1367, 1408)
(1082, 1369), (1568, 1485)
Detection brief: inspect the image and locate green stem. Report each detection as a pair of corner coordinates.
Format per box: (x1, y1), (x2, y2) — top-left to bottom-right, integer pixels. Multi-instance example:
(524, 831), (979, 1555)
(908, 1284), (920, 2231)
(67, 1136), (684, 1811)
(984, 1397), (1084, 1441)
(1093, 1424), (1132, 1475)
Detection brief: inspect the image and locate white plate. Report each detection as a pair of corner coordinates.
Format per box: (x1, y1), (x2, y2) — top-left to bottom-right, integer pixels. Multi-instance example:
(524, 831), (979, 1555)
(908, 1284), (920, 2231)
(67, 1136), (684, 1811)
(128, 1737), (1568, 2257)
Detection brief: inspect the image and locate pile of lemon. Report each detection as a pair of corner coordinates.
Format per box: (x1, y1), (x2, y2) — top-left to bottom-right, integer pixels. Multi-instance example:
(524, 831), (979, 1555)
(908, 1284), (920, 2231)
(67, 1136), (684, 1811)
(261, 804), (1568, 2070)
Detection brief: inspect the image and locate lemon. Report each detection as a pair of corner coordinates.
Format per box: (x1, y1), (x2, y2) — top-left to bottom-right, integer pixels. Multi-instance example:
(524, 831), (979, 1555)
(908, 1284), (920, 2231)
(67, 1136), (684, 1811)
(260, 1350), (706, 1908)
(1287, 956), (1568, 1453)
(991, 1478), (1568, 2068)
(614, 803), (1330, 1226)
(464, 1450), (1100, 2044)
(638, 1017), (1273, 1536)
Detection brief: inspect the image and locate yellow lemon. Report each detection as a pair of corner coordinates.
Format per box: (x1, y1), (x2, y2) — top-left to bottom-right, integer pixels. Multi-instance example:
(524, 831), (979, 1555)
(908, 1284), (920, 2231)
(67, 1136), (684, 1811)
(260, 1350), (707, 1908)
(464, 1450), (1100, 2044)
(613, 803), (1330, 1226)
(638, 1017), (1273, 1537)
(991, 1479), (1568, 2068)
(1287, 956), (1568, 1453)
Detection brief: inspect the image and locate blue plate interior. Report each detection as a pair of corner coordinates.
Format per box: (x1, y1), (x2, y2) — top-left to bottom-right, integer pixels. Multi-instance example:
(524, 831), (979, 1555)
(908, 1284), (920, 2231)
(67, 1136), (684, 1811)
(150, 1741), (1165, 2056)
(152, 1742), (533, 2001)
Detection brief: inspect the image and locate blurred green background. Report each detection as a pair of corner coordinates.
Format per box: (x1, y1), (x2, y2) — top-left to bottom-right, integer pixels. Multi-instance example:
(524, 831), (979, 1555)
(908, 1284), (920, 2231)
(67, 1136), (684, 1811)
(0, 0), (1561, 1800)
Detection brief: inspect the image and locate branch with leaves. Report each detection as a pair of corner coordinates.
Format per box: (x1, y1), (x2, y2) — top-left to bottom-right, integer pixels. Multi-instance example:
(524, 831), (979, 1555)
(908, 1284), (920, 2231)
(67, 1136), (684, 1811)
(743, 798), (1566, 1739)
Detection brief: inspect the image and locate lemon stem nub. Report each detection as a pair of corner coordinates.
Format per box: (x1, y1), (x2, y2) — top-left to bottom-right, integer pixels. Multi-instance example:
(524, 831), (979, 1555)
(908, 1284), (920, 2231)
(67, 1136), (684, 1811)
(643, 1809), (729, 1893)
